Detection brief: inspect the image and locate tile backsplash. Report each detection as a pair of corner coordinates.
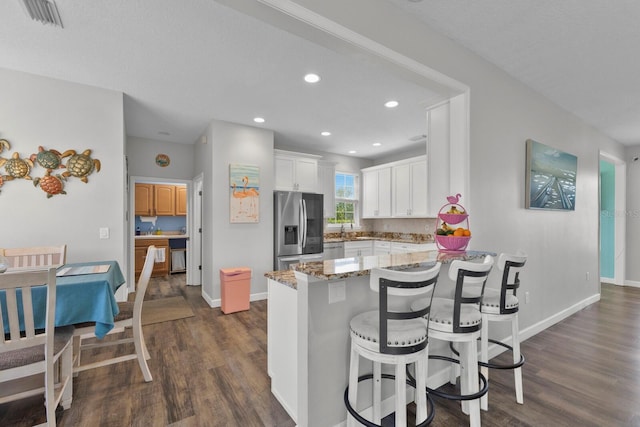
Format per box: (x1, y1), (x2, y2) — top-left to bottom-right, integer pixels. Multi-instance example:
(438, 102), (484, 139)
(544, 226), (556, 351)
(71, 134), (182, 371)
(361, 218), (438, 235)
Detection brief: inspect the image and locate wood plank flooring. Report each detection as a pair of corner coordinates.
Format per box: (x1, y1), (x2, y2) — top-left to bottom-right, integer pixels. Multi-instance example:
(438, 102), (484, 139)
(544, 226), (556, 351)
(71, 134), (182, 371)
(2, 281), (640, 426)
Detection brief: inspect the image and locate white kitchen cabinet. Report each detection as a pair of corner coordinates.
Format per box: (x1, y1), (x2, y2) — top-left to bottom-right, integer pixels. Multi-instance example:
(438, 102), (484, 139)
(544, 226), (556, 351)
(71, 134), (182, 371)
(390, 242), (437, 254)
(344, 240), (373, 257)
(392, 157), (427, 217)
(373, 240), (391, 256)
(318, 161), (336, 218)
(274, 150), (320, 192)
(361, 166), (391, 218)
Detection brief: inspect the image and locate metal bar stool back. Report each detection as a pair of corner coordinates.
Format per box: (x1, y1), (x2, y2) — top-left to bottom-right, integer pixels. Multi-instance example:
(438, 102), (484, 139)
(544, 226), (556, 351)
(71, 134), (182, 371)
(345, 262), (441, 427)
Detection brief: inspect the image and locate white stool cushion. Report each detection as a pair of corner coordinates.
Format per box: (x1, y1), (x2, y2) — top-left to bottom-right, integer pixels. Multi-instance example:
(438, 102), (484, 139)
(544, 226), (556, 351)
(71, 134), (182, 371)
(350, 310), (428, 352)
(412, 297), (481, 333)
(480, 288), (519, 314)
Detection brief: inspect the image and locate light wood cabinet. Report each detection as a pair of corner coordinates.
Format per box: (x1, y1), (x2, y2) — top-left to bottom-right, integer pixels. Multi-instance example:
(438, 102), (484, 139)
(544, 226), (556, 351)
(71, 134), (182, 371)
(175, 185), (187, 216)
(135, 183), (187, 216)
(361, 167), (391, 218)
(135, 184), (154, 216)
(135, 238), (169, 278)
(274, 150), (320, 192)
(154, 185), (175, 216)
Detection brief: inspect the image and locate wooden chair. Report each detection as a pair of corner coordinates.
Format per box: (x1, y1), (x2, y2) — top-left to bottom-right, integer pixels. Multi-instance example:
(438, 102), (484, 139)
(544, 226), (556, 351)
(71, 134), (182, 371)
(72, 246), (156, 382)
(0, 267), (74, 426)
(2, 245), (67, 268)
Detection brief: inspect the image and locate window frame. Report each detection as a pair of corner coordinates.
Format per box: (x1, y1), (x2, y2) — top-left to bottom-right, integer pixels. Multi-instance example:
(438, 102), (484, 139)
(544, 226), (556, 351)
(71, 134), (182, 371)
(327, 171), (360, 228)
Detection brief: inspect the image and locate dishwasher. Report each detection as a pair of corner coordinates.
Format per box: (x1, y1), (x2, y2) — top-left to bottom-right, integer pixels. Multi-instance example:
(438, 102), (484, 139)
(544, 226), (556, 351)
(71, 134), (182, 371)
(323, 241), (344, 261)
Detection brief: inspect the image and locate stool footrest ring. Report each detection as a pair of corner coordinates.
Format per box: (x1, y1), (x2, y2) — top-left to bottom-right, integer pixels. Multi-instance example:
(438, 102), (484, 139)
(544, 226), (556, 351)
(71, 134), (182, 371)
(478, 338), (525, 370)
(344, 373), (435, 427)
(417, 355), (488, 401)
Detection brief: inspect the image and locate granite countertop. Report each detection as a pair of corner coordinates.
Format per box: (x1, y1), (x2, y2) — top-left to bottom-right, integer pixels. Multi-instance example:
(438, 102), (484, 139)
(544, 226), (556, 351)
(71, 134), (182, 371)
(265, 269), (298, 289)
(324, 232), (434, 244)
(265, 250), (495, 289)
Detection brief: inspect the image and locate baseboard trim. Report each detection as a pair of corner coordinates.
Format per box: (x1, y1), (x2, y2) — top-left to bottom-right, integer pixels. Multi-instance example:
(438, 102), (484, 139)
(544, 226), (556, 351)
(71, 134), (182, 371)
(624, 280), (640, 288)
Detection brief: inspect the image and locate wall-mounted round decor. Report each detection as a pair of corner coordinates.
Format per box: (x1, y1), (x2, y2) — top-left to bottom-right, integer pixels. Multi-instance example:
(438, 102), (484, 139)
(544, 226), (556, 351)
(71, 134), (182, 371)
(155, 153), (170, 167)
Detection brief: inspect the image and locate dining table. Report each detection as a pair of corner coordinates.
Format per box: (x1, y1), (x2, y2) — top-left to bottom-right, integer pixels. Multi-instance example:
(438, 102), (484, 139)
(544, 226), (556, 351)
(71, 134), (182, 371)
(1, 260), (126, 339)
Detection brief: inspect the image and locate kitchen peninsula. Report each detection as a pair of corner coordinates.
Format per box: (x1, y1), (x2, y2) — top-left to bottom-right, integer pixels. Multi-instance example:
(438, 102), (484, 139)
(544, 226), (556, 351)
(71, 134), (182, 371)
(266, 249), (494, 426)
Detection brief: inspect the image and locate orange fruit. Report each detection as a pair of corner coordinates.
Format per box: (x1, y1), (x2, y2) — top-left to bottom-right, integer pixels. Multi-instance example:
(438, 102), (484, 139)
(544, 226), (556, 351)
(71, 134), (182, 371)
(463, 229), (471, 237)
(453, 228), (465, 237)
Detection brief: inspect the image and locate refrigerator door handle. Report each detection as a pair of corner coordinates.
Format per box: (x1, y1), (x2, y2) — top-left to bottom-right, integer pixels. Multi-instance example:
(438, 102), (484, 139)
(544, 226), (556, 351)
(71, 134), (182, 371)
(301, 199), (308, 248)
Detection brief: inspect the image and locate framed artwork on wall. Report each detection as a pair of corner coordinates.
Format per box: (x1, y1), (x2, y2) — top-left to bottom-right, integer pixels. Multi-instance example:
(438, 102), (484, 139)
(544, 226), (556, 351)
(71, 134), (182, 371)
(229, 163), (260, 223)
(525, 139), (577, 210)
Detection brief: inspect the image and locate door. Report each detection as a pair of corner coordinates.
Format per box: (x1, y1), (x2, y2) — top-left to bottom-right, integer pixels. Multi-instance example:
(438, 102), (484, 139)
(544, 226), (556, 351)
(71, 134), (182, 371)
(302, 192), (323, 255)
(274, 191), (303, 257)
(191, 175), (203, 286)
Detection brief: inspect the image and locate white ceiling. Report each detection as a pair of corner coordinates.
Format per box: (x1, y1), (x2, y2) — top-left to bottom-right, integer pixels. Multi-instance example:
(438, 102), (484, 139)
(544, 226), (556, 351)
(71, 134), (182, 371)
(1, 1), (639, 163)
(388, 0), (640, 146)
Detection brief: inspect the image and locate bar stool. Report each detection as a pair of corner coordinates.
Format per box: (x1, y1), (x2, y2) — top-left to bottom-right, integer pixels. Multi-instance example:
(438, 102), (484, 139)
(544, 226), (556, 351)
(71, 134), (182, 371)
(411, 255), (493, 427)
(345, 263), (441, 427)
(478, 252), (527, 410)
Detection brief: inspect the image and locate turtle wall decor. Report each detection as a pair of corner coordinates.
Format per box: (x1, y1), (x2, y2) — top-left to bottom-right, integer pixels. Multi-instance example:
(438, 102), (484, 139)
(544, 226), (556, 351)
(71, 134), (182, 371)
(0, 135), (104, 197)
(61, 149), (101, 183)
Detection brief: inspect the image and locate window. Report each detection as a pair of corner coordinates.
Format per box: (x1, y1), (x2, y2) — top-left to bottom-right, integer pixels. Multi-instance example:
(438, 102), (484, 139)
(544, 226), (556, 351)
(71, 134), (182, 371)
(328, 172), (359, 226)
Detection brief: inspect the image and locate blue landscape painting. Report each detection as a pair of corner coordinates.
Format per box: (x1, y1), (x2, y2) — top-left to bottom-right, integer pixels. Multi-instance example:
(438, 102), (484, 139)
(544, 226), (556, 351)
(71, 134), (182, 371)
(526, 139), (577, 210)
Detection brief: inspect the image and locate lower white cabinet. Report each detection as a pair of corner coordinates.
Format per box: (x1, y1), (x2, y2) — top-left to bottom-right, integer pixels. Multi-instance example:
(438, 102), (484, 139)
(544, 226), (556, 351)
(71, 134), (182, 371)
(390, 242), (437, 254)
(373, 240), (391, 256)
(344, 240), (373, 257)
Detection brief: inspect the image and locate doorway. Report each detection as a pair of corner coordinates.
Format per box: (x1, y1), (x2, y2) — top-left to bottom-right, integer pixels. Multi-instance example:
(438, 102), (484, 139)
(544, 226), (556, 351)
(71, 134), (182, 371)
(599, 152), (626, 286)
(129, 176), (193, 293)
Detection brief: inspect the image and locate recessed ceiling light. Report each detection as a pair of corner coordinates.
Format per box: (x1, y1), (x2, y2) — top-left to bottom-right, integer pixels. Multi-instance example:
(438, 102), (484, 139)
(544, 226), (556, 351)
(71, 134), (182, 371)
(304, 73), (321, 83)
(372, 142), (382, 147)
(384, 100), (399, 108)
(348, 150), (357, 154)
(253, 117), (265, 123)
(321, 131), (331, 136)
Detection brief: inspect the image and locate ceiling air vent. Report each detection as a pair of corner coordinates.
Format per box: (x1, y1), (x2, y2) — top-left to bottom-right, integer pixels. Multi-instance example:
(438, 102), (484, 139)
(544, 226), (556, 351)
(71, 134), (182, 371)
(20, 0), (63, 28)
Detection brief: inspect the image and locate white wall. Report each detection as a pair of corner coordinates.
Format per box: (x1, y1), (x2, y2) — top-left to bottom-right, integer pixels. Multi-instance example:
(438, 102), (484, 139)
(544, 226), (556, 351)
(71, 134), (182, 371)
(289, 0), (626, 333)
(625, 145), (640, 282)
(127, 136), (195, 179)
(195, 119), (274, 304)
(0, 68), (126, 268)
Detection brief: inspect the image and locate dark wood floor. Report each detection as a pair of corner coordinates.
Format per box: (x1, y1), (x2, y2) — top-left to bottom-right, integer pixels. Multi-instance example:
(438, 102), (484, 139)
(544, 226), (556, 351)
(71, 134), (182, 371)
(2, 281), (640, 426)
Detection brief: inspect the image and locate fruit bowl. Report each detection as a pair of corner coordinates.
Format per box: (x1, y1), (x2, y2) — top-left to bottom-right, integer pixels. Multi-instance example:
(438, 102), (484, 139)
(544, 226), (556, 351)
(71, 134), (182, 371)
(435, 235), (471, 251)
(438, 213), (469, 225)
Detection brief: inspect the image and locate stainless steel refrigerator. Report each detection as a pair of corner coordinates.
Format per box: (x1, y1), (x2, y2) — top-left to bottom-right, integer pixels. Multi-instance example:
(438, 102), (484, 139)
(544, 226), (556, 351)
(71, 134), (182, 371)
(274, 191), (324, 270)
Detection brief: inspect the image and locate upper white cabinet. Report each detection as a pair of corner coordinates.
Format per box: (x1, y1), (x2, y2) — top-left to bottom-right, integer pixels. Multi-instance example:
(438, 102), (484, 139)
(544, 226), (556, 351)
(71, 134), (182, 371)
(318, 161), (336, 218)
(361, 166), (391, 218)
(392, 158), (427, 217)
(362, 156), (427, 219)
(274, 150), (320, 192)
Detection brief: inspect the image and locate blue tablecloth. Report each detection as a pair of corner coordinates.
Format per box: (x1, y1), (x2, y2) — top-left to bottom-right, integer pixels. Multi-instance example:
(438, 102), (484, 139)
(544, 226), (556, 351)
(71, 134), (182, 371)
(1, 260), (126, 339)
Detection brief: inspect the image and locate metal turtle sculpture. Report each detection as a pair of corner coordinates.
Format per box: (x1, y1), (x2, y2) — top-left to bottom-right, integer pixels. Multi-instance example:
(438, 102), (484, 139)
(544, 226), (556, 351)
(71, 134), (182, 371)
(0, 140), (9, 192)
(0, 139), (9, 154)
(33, 170), (67, 198)
(61, 149), (101, 183)
(31, 146), (64, 171)
(0, 152), (34, 180)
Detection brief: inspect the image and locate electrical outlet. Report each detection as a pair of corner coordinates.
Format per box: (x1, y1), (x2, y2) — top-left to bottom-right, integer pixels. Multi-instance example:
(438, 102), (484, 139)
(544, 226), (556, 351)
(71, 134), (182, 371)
(586, 272), (590, 281)
(328, 281), (346, 304)
(99, 227), (110, 239)
(525, 291), (530, 304)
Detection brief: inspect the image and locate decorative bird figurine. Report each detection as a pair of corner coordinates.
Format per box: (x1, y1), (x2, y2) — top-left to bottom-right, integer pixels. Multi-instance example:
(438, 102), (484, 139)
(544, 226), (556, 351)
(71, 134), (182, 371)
(447, 193), (462, 204)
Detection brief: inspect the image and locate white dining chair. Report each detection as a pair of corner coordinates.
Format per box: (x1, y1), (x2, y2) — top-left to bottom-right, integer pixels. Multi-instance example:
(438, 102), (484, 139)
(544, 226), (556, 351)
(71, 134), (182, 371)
(2, 245), (67, 268)
(0, 267), (74, 426)
(72, 246), (156, 382)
